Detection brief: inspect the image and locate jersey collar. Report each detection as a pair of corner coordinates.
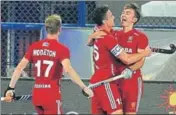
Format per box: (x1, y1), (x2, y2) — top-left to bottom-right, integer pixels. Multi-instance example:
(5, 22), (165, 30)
(122, 28), (136, 35)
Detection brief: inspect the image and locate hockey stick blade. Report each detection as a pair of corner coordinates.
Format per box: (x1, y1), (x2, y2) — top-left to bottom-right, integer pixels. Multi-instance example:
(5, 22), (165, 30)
(151, 44), (176, 54)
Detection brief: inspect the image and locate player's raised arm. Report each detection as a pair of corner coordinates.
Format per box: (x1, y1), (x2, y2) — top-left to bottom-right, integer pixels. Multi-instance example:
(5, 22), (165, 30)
(128, 33), (149, 70)
(105, 36), (151, 65)
(87, 31), (107, 46)
(115, 45), (151, 65)
(61, 59), (94, 98)
(128, 47), (147, 71)
(128, 58), (145, 71)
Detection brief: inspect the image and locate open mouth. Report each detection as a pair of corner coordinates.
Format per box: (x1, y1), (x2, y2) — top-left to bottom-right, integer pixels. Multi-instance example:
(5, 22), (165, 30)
(122, 18), (127, 22)
(121, 18), (127, 24)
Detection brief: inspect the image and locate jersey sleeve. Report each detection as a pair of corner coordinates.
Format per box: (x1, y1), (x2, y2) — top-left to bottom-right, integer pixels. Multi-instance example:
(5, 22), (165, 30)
(24, 44), (33, 61)
(137, 34), (149, 49)
(59, 47), (70, 62)
(104, 35), (123, 57)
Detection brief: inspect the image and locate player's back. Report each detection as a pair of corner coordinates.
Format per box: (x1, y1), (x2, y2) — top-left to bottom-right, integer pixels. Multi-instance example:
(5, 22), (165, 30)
(27, 39), (69, 87)
(90, 34), (121, 83)
(26, 39), (70, 104)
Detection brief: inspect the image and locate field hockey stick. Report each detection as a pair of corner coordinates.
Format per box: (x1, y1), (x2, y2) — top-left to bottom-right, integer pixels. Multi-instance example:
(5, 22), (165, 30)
(88, 74), (124, 89)
(1, 95), (32, 101)
(150, 44), (176, 54)
(85, 44), (176, 90)
(82, 74), (125, 97)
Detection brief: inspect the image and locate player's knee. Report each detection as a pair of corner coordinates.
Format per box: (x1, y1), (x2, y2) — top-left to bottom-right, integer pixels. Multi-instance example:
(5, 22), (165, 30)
(125, 102), (137, 114)
(34, 106), (44, 115)
(110, 109), (123, 114)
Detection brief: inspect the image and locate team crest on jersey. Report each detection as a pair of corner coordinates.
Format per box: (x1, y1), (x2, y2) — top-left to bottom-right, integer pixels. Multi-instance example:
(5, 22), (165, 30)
(127, 36), (133, 43)
(42, 42), (49, 47)
(114, 35), (119, 40)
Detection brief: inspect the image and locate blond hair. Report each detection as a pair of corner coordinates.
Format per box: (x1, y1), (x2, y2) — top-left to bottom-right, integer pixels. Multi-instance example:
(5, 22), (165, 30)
(45, 14), (62, 34)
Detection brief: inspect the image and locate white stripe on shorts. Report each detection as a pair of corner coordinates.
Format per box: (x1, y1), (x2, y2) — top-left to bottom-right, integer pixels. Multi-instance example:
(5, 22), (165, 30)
(56, 100), (61, 114)
(111, 64), (115, 76)
(136, 77), (142, 112)
(105, 83), (117, 109)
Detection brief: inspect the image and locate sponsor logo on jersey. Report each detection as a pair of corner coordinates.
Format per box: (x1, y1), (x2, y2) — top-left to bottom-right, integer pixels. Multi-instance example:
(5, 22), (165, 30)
(124, 48), (132, 53)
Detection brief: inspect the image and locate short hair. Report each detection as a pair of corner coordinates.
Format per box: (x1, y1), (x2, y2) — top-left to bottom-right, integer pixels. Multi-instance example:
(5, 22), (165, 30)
(45, 14), (62, 34)
(93, 5), (109, 26)
(124, 3), (141, 24)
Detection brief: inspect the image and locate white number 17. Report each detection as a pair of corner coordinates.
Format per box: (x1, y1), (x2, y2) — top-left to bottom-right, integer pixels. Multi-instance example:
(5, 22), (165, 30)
(35, 60), (54, 77)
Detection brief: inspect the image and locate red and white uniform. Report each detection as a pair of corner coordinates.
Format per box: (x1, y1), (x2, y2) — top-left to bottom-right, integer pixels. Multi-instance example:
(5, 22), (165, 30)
(114, 29), (148, 112)
(90, 31), (123, 114)
(25, 39), (70, 114)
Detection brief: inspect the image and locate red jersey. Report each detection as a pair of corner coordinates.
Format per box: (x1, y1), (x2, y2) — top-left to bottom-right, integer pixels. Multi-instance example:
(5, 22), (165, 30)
(25, 39), (70, 104)
(90, 32), (123, 83)
(114, 29), (148, 77)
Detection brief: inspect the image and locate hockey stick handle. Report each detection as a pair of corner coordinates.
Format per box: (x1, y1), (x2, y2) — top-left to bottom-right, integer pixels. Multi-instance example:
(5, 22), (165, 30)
(88, 74), (124, 89)
(82, 74), (125, 97)
(1, 95), (32, 101)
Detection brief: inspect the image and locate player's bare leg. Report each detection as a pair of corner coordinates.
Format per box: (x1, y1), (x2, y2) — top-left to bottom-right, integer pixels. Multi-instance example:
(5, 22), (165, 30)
(111, 109), (123, 114)
(34, 106), (44, 115)
(125, 101), (137, 114)
(126, 112), (136, 114)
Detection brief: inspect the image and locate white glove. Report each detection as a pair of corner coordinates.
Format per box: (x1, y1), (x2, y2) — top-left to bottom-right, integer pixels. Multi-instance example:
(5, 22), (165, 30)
(121, 68), (133, 79)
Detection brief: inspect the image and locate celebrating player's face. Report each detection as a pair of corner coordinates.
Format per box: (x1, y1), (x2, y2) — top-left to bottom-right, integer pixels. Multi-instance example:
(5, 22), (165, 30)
(120, 8), (137, 27)
(104, 10), (115, 27)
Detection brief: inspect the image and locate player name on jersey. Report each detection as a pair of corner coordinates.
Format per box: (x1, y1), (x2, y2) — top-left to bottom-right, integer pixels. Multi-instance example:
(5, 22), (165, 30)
(33, 49), (56, 57)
